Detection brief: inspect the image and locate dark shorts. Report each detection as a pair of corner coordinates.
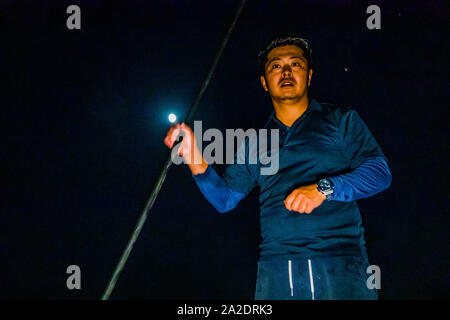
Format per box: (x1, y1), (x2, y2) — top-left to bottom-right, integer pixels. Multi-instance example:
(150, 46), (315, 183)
(254, 255), (378, 300)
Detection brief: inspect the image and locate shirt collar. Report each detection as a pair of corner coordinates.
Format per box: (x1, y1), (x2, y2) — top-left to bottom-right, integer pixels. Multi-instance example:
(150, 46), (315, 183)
(264, 98), (322, 130)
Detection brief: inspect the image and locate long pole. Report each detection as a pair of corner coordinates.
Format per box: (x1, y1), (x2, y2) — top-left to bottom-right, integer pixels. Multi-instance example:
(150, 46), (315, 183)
(101, 0), (247, 300)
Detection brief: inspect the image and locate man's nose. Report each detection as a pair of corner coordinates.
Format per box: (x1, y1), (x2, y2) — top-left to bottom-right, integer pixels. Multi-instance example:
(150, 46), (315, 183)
(282, 65), (292, 77)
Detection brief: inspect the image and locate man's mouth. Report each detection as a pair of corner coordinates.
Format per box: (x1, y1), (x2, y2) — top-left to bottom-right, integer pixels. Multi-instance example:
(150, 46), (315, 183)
(280, 80), (295, 87)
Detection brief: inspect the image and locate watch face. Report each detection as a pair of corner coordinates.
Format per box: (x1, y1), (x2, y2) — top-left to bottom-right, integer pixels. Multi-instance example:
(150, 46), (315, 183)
(319, 179), (331, 190)
(318, 179), (334, 198)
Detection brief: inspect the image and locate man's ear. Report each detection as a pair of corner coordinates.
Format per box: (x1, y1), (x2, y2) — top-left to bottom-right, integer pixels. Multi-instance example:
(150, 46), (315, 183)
(260, 75), (269, 92)
(307, 69), (313, 87)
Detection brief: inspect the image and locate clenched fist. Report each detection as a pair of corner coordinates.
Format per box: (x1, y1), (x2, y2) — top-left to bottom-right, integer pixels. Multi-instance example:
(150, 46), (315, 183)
(284, 184), (326, 214)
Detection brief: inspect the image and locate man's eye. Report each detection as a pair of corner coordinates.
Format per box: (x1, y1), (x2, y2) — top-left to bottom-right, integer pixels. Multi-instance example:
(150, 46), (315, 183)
(272, 64), (280, 69)
(292, 62), (300, 67)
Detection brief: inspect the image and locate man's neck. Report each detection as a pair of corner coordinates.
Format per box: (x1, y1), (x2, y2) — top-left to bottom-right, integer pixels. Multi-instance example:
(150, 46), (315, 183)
(273, 95), (309, 127)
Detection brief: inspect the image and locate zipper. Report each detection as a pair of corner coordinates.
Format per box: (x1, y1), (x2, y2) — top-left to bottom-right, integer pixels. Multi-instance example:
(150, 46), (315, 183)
(308, 259), (315, 300)
(288, 260), (293, 297)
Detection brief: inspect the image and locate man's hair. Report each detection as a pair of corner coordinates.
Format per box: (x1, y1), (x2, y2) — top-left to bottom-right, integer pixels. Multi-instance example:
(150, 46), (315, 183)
(258, 35), (313, 77)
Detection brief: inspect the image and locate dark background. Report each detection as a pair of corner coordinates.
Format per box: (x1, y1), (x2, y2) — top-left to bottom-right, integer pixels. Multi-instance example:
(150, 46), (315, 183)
(1, 0), (448, 299)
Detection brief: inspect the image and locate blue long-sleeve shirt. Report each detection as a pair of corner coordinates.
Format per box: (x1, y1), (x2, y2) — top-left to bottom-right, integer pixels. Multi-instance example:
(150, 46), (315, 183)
(193, 99), (392, 260)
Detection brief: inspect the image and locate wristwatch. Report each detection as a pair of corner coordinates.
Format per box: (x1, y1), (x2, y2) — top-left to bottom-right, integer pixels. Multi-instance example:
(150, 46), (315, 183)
(317, 178), (334, 200)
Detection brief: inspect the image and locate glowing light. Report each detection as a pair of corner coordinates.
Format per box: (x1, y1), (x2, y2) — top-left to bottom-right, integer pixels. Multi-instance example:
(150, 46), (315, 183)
(168, 113), (176, 123)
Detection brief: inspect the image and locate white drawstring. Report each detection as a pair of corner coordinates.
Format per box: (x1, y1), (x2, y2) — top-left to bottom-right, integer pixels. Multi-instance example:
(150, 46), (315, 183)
(288, 260), (293, 296)
(308, 259), (315, 300)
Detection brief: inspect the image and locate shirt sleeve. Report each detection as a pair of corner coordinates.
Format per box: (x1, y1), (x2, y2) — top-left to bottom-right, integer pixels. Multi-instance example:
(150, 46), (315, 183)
(192, 137), (257, 213)
(329, 157), (392, 202)
(192, 165), (246, 213)
(340, 109), (387, 169)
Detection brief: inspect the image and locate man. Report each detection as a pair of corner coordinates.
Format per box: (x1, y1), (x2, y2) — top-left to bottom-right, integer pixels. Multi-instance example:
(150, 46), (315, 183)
(164, 35), (391, 299)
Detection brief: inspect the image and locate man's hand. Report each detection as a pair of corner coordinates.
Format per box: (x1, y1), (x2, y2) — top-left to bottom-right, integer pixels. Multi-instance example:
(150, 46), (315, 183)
(164, 123), (208, 175)
(164, 123), (195, 159)
(284, 184), (326, 214)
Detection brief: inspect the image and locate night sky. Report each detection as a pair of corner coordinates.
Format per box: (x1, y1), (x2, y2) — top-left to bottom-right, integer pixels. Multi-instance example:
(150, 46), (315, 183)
(1, 0), (448, 299)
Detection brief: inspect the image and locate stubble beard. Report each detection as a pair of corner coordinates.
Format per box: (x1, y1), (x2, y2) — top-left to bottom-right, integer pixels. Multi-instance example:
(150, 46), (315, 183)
(269, 90), (306, 104)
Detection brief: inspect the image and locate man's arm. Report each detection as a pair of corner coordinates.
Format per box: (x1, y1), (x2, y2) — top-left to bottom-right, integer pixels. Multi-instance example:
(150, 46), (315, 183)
(328, 157), (391, 201)
(285, 108), (392, 213)
(192, 166), (246, 213)
(284, 157), (392, 213)
(164, 123), (252, 213)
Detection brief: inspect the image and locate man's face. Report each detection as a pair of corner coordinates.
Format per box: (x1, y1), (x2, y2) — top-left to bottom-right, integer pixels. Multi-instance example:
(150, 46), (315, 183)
(260, 45), (313, 103)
